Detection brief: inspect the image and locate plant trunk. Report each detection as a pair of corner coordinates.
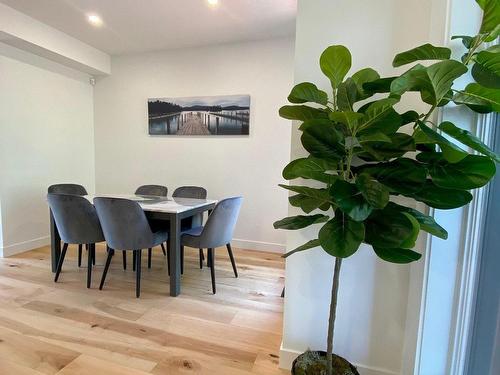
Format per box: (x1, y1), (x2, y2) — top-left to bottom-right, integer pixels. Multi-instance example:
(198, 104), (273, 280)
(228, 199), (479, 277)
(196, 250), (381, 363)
(326, 257), (343, 375)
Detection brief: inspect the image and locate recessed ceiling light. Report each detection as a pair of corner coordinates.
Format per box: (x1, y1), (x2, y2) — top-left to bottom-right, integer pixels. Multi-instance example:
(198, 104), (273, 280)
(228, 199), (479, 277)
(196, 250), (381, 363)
(87, 14), (103, 27)
(207, 0), (219, 6)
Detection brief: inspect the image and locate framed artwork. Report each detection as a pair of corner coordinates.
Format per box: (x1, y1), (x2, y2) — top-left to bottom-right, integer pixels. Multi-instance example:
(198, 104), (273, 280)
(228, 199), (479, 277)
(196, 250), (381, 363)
(148, 94), (250, 135)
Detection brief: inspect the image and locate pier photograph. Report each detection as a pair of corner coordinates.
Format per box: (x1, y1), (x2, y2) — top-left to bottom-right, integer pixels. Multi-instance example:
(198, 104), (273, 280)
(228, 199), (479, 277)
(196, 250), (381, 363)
(148, 94), (250, 135)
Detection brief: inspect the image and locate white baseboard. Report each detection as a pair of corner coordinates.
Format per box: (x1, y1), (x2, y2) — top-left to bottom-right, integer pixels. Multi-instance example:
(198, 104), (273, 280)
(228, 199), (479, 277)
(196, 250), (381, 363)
(231, 238), (285, 253)
(279, 343), (400, 375)
(0, 236), (50, 257)
(279, 343), (302, 369)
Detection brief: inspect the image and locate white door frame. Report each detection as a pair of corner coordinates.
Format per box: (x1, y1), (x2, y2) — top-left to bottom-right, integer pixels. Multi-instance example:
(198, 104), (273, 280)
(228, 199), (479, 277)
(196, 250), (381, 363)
(406, 1), (496, 374)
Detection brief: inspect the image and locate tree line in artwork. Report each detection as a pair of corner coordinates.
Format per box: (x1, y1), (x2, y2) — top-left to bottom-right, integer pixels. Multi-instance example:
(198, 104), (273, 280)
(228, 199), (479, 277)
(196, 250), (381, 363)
(148, 100), (250, 117)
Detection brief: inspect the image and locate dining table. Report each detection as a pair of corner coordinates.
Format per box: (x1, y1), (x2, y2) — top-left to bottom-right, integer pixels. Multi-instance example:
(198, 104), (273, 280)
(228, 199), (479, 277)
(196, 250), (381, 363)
(49, 194), (217, 296)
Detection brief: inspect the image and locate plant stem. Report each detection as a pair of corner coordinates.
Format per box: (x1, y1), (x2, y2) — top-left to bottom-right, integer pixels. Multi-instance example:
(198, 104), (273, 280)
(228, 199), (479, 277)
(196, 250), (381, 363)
(326, 256), (343, 375)
(423, 105), (436, 122)
(463, 34), (487, 65)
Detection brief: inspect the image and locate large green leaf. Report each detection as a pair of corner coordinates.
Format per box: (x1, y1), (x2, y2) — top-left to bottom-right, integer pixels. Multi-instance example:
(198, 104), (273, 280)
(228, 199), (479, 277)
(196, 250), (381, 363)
(439, 121), (500, 162)
(363, 77), (397, 94)
(486, 45), (500, 53)
(289, 194), (331, 214)
(364, 206), (420, 249)
(357, 98), (400, 132)
(320, 45), (352, 89)
(279, 105), (329, 121)
(283, 239), (320, 258)
(401, 110), (420, 125)
(357, 132), (392, 143)
(387, 202), (448, 239)
(453, 83), (500, 113)
(283, 157), (339, 184)
(288, 82), (329, 105)
(427, 154), (496, 189)
(280, 184), (333, 201)
(472, 51), (500, 89)
(318, 212), (364, 258)
(274, 214), (329, 230)
(410, 181), (473, 209)
(373, 247), (422, 263)
(351, 68), (380, 100)
(417, 121), (468, 163)
(451, 35), (475, 49)
(476, 0), (500, 40)
(358, 158), (427, 194)
(330, 180), (373, 221)
(301, 120), (345, 160)
(391, 61), (467, 105)
(355, 174), (389, 209)
(358, 133), (415, 161)
(336, 78), (358, 111)
(393, 43), (451, 67)
(329, 111), (364, 129)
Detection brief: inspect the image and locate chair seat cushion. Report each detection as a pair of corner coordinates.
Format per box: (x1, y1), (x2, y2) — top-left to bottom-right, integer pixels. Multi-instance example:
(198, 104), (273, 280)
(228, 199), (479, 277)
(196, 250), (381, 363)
(181, 226), (204, 248)
(152, 230), (168, 247)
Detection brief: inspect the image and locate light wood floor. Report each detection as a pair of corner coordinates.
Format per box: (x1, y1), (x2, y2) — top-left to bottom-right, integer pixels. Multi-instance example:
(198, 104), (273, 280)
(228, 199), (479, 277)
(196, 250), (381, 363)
(0, 244), (287, 374)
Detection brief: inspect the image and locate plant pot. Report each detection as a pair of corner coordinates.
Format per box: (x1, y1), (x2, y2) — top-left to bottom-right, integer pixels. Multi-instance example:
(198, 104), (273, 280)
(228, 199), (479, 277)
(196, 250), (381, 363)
(291, 350), (360, 375)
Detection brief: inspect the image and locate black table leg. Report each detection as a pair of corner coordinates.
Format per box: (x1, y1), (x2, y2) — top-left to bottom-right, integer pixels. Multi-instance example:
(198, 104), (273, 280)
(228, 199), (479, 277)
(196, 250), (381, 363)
(169, 214), (181, 296)
(50, 210), (61, 273)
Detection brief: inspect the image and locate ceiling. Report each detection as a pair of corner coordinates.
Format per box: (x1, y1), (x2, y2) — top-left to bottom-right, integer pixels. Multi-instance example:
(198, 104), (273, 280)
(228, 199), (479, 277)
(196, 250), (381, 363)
(0, 0), (297, 55)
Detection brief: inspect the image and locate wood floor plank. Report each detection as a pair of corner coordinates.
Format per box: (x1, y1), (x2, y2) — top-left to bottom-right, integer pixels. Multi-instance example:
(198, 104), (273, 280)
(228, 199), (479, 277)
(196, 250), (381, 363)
(0, 358), (46, 375)
(231, 309), (284, 335)
(0, 326), (79, 374)
(0, 245), (286, 374)
(56, 354), (152, 375)
(22, 300), (258, 364)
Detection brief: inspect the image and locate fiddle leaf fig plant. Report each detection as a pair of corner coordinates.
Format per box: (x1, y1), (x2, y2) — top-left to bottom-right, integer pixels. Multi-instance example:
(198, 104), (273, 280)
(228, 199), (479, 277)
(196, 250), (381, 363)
(275, 1), (499, 374)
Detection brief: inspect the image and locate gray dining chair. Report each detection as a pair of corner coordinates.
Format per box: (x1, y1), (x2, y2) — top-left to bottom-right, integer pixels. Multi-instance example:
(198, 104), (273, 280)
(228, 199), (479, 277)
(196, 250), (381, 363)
(134, 184), (169, 269)
(47, 193), (105, 288)
(94, 197), (168, 298)
(47, 184), (91, 267)
(48, 183), (87, 195)
(173, 186), (208, 272)
(181, 197), (242, 294)
(135, 185), (168, 197)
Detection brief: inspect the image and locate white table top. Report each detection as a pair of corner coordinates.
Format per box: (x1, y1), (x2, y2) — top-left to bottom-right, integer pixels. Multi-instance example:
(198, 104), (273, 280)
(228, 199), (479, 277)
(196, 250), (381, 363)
(86, 194), (217, 214)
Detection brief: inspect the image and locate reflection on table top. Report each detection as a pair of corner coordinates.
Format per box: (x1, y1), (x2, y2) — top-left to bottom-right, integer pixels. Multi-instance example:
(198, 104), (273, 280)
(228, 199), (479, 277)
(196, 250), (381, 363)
(85, 194), (217, 213)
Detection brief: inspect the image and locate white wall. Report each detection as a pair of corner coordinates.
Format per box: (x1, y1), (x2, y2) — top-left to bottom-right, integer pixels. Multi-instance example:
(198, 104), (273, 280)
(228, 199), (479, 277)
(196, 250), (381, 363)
(93, 37), (295, 252)
(281, 1), (437, 375)
(0, 42), (96, 256)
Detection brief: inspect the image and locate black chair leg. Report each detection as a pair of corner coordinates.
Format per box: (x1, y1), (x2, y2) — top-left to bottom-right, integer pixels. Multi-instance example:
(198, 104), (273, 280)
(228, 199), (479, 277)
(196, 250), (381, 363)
(161, 243), (166, 256)
(135, 250), (142, 298)
(226, 243), (238, 278)
(133, 251), (136, 271)
(100, 248), (114, 290)
(201, 249), (205, 261)
(181, 246), (184, 275)
(199, 249), (204, 269)
(54, 243), (68, 282)
(281, 287), (285, 298)
(87, 244), (93, 288)
(78, 244), (82, 267)
(148, 248), (152, 269)
(92, 245), (96, 265)
(208, 248), (216, 294)
(122, 250), (127, 270)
